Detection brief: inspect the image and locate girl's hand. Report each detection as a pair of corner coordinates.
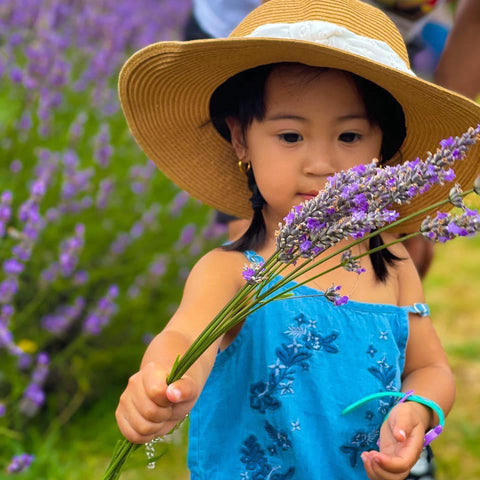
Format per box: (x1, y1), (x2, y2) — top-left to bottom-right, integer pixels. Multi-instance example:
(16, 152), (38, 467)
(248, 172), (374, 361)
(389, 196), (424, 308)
(115, 361), (198, 444)
(361, 402), (428, 480)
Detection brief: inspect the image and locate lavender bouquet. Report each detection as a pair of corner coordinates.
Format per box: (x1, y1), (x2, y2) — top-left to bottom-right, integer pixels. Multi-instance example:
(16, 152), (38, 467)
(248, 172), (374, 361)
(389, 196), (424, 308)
(103, 126), (480, 479)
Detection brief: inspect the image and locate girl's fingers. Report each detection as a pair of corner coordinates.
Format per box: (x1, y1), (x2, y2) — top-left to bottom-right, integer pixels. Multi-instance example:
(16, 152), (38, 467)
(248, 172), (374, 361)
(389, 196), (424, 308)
(369, 453), (408, 480)
(131, 389), (173, 424)
(166, 375), (198, 405)
(142, 363), (171, 407)
(361, 452), (381, 480)
(116, 400), (161, 444)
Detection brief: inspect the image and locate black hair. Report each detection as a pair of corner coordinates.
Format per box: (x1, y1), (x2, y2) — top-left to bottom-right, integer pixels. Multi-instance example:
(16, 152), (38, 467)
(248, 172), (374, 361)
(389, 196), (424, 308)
(210, 63), (406, 282)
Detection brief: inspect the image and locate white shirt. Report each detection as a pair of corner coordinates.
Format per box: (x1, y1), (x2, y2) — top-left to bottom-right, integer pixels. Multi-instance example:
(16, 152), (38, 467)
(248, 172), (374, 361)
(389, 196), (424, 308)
(193, 0), (262, 38)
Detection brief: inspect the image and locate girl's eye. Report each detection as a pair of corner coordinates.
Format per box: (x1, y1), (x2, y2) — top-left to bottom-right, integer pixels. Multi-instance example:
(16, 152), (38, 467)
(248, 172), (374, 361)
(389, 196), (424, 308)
(339, 132), (362, 143)
(279, 133), (303, 143)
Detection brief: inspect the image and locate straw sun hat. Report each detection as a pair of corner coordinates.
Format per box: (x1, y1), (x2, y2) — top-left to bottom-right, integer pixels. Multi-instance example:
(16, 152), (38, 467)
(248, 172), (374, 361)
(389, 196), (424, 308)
(119, 0), (480, 233)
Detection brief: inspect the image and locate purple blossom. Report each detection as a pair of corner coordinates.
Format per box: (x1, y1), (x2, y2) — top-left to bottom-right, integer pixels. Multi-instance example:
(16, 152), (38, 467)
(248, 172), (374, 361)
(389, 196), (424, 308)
(421, 208), (480, 242)
(3, 258), (24, 275)
(169, 191), (190, 217)
(324, 284), (349, 306)
(0, 277), (18, 303)
(7, 454), (34, 473)
(277, 127), (480, 262)
(242, 261), (266, 285)
(149, 257), (166, 277)
(94, 124), (113, 168)
(448, 184), (465, 209)
(341, 250), (366, 275)
(178, 224), (196, 247)
(19, 383), (45, 416)
(83, 284), (119, 335)
(58, 227), (84, 277)
(73, 270), (89, 285)
(42, 297), (86, 334)
(0, 403), (5, 416)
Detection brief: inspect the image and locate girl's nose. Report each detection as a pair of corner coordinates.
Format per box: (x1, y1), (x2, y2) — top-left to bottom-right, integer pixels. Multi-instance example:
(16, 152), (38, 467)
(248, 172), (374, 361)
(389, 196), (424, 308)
(302, 145), (335, 176)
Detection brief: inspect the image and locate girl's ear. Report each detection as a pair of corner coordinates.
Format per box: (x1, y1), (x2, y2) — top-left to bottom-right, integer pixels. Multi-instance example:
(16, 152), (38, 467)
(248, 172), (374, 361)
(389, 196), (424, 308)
(225, 117), (248, 161)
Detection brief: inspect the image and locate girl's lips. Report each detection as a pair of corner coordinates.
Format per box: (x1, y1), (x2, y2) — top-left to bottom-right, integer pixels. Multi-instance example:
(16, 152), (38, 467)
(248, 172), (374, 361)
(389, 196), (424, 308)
(300, 191), (319, 200)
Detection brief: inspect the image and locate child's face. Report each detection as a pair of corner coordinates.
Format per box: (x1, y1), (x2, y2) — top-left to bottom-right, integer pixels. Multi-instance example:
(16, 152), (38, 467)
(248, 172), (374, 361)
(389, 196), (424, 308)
(229, 65), (383, 222)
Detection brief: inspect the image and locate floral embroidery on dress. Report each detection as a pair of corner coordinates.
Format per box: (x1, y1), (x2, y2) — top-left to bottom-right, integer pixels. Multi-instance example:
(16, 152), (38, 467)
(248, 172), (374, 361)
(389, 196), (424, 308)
(250, 313), (339, 413)
(340, 429), (379, 467)
(340, 327), (399, 468)
(240, 429), (295, 480)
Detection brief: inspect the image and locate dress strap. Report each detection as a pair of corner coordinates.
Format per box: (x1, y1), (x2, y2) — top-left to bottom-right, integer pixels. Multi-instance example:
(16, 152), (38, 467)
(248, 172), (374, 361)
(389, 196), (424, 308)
(243, 250), (265, 264)
(401, 302), (430, 317)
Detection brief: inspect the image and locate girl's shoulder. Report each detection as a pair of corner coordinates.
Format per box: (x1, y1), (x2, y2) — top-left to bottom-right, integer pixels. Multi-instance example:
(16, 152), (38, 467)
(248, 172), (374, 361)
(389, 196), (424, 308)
(186, 247), (247, 295)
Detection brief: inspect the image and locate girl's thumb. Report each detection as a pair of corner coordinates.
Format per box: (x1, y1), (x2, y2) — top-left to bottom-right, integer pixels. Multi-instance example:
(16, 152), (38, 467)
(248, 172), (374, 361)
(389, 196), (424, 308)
(165, 377), (196, 403)
(389, 406), (411, 442)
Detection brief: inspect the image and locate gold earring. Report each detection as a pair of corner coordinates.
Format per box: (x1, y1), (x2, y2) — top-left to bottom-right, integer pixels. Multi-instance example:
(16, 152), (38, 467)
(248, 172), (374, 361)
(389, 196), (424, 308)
(238, 160), (251, 175)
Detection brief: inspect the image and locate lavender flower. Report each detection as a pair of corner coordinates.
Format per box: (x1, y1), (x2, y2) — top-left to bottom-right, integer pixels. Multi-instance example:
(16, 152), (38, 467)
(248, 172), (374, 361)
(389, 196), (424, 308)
(69, 112), (87, 143)
(448, 184), (466, 209)
(83, 284), (119, 335)
(10, 159), (22, 173)
(3, 258), (24, 275)
(42, 297), (86, 334)
(169, 191), (189, 217)
(7, 454), (34, 473)
(19, 352), (49, 417)
(323, 285), (349, 306)
(0, 403), (5, 416)
(421, 208), (480, 242)
(59, 224), (85, 277)
(242, 261), (266, 285)
(0, 190), (12, 237)
(178, 224), (196, 248)
(341, 250), (366, 275)
(94, 124), (113, 168)
(96, 178), (114, 209)
(277, 126), (480, 262)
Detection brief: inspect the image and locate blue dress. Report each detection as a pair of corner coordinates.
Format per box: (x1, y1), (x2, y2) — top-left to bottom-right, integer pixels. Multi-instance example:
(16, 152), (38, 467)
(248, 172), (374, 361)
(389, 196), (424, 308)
(188, 250), (429, 479)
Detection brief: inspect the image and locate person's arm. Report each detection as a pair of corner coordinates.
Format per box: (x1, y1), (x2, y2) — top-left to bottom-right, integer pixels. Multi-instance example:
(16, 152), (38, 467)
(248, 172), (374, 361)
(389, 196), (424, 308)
(434, 0), (480, 99)
(116, 248), (244, 443)
(362, 240), (455, 480)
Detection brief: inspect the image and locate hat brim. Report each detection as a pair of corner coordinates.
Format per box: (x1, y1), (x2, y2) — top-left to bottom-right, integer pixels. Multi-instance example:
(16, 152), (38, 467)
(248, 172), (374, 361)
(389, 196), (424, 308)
(119, 37), (480, 233)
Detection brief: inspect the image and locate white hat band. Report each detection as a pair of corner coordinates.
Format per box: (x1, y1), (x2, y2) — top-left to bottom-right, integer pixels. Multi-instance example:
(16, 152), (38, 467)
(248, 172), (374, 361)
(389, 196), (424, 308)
(246, 20), (416, 76)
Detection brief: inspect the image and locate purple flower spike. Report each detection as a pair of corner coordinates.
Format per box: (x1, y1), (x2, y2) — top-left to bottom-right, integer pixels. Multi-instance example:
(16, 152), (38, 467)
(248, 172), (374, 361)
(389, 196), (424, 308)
(3, 258), (24, 275)
(7, 453), (34, 473)
(277, 126), (480, 263)
(324, 284), (349, 306)
(83, 285), (119, 336)
(242, 261), (266, 285)
(421, 208), (480, 242)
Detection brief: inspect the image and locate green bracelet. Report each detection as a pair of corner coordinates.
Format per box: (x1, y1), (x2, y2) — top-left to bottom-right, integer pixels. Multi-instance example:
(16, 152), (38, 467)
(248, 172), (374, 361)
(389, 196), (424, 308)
(342, 391), (445, 447)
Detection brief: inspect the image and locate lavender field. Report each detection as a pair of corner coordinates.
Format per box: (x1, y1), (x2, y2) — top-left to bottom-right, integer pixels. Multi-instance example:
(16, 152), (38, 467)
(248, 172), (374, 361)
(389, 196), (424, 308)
(0, 0), (224, 476)
(1, 1), (479, 479)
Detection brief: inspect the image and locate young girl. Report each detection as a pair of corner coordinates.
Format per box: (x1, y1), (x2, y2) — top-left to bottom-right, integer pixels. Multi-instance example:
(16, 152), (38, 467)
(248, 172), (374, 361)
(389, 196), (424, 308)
(115, 0), (480, 478)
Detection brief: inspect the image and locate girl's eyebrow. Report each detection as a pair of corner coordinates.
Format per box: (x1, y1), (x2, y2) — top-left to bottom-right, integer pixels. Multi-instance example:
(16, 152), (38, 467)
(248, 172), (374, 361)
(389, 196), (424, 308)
(336, 113), (368, 122)
(265, 113), (308, 122)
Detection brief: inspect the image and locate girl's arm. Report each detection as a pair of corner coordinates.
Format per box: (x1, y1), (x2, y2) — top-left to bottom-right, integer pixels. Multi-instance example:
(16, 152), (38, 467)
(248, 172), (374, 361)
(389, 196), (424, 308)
(116, 248), (245, 443)
(363, 240), (455, 480)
